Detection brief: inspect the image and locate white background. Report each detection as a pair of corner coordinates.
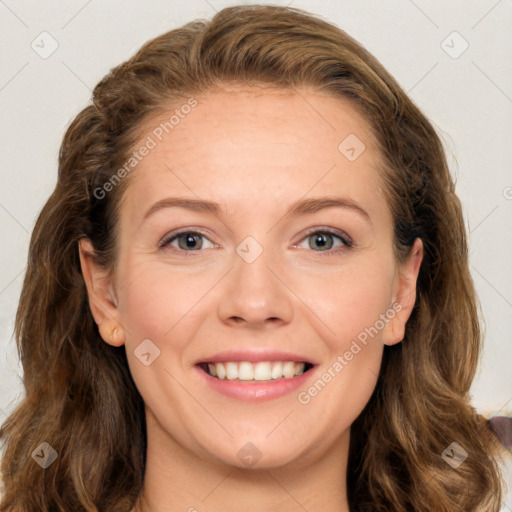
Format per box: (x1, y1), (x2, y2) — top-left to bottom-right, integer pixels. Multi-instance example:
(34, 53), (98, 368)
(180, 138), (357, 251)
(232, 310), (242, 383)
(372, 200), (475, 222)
(0, 0), (511, 507)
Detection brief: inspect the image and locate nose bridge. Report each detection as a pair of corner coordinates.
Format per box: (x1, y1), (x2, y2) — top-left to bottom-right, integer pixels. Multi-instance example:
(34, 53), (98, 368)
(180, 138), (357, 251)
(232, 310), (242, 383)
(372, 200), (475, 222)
(217, 234), (294, 326)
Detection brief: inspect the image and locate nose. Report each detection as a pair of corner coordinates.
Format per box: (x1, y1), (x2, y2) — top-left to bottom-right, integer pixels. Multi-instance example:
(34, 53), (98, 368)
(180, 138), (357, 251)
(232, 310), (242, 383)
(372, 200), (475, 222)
(217, 243), (294, 329)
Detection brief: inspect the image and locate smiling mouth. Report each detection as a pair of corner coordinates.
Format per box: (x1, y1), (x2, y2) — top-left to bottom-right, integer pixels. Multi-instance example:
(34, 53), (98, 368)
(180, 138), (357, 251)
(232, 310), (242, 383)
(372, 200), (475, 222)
(198, 361), (314, 381)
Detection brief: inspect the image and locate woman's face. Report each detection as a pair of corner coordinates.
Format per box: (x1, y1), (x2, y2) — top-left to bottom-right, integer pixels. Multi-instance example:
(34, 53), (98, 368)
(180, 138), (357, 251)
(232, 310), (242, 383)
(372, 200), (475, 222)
(81, 85), (422, 470)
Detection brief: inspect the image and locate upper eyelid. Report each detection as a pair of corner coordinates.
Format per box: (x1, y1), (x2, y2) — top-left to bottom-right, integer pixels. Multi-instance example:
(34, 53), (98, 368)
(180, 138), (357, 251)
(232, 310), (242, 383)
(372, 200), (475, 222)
(160, 228), (216, 247)
(298, 226), (352, 245)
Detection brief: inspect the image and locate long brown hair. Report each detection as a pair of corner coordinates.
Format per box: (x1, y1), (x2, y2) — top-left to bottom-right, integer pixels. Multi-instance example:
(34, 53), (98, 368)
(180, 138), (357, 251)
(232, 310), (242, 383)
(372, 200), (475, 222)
(1, 5), (508, 511)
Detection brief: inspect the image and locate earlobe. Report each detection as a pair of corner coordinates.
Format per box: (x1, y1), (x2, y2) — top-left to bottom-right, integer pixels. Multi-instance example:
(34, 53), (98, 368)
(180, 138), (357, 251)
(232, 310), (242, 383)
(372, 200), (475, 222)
(98, 324), (125, 347)
(382, 238), (424, 346)
(78, 238), (125, 347)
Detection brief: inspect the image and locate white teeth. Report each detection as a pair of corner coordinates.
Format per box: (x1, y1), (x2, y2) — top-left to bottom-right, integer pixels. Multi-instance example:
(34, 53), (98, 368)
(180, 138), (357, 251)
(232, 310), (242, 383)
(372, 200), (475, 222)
(225, 362), (238, 380)
(205, 361), (308, 381)
(254, 361), (272, 381)
(215, 362), (226, 380)
(271, 361), (282, 379)
(282, 361), (296, 379)
(238, 362), (254, 380)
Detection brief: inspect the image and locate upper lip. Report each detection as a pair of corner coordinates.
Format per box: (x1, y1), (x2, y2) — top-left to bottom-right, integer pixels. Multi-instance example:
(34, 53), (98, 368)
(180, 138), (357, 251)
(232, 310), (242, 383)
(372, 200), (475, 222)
(195, 349), (316, 365)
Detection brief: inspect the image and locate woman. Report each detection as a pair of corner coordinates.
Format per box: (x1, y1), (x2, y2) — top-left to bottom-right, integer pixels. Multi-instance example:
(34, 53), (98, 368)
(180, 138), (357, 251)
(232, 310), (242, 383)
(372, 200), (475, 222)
(0, 4), (508, 511)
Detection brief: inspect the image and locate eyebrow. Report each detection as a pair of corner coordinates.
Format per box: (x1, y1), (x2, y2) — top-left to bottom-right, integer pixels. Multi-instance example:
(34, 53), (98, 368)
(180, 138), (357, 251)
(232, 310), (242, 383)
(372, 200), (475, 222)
(142, 196), (371, 223)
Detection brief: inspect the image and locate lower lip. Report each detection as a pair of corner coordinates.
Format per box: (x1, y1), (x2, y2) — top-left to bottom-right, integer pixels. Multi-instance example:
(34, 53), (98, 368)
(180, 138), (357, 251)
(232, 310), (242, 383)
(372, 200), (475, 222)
(195, 365), (315, 401)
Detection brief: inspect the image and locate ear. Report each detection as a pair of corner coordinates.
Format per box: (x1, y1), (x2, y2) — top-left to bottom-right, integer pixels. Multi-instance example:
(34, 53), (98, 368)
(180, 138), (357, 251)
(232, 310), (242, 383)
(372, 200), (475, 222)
(382, 237), (423, 346)
(78, 238), (125, 347)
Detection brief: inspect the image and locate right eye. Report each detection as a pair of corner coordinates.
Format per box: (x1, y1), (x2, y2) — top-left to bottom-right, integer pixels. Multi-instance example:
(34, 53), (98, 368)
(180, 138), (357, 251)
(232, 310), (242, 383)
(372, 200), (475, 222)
(159, 230), (216, 253)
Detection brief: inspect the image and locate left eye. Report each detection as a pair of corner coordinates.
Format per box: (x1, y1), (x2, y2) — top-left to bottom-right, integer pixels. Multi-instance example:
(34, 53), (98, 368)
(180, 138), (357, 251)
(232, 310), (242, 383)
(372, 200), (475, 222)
(294, 229), (351, 253)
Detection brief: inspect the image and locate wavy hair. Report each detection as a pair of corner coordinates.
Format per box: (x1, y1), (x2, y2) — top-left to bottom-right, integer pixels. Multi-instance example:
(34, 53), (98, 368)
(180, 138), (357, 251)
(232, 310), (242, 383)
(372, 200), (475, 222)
(0, 4), (508, 511)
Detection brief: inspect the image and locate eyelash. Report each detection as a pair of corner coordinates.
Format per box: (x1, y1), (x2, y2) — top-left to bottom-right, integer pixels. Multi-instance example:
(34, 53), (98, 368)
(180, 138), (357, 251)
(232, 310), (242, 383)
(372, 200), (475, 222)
(159, 227), (353, 257)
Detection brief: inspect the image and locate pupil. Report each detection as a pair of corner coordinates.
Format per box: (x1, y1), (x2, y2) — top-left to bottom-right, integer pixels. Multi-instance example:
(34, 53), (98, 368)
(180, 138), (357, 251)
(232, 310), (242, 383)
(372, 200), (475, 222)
(313, 233), (331, 250)
(181, 234), (200, 250)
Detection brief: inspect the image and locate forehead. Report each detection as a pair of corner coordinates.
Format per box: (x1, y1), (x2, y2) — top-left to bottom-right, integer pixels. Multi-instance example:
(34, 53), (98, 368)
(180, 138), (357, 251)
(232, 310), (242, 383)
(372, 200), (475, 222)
(122, 85), (387, 223)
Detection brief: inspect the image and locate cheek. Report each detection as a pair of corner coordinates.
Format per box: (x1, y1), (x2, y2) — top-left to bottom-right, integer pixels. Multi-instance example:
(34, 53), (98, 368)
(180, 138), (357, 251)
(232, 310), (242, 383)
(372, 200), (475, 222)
(294, 269), (391, 428)
(294, 261), (394, 348)
(117, 260), (212, 341)
(117, 263), (205, 418)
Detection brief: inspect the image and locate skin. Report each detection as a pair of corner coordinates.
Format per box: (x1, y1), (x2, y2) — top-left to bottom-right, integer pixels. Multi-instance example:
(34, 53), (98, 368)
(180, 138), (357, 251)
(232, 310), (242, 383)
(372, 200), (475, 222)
(79, 85), (423, 512)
